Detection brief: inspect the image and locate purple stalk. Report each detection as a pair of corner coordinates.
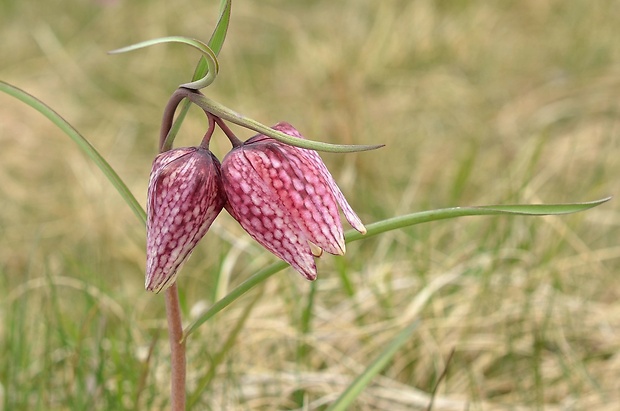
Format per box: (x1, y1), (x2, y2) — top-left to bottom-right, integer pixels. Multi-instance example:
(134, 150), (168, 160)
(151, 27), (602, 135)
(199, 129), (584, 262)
(165, 283), (186, 411)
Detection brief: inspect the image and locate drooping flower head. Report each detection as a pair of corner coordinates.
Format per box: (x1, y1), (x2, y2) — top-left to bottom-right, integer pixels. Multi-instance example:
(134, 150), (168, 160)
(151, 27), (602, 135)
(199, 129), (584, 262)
(221, 122), (366, 280)
(146, 146), (226, 292)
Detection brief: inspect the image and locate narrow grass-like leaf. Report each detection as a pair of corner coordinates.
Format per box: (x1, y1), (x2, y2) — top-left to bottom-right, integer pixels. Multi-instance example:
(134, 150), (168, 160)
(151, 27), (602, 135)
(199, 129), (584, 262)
(0, 81), (146, 225)
(325, 320), (419, 411)
(297, 281), (317, 362)
(345, 197), (612, 243)
(187, 92), (384, 153)
(109, 36), (219, 90)
(182, 261), (286, 340)
(187, 284), (263, 407)
(187, 0), (231, 81)
(164, 0), (231, 149)
(183, 197), (610, 338)
(208, 0), (232, 56)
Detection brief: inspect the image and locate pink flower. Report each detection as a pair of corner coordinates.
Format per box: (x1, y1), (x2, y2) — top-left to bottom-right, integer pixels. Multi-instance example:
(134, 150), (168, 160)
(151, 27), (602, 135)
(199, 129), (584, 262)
(146, 147), (225, 292)
(221, 122), (366, 280)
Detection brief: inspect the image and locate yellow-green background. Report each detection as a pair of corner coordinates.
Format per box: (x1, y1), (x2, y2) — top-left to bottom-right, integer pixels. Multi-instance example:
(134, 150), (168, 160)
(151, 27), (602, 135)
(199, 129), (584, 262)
(1, 0), (619, 409)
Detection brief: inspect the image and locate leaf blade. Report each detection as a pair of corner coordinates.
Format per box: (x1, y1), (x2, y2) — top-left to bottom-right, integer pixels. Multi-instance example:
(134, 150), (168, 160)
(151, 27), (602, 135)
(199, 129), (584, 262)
(325, 321), (419, 411)
(0, 81), (146, 225)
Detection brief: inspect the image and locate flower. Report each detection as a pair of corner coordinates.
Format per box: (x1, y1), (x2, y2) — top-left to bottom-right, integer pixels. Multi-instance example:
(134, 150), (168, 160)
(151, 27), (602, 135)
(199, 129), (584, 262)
(146, 146), (225, 293)
(221, 122), (366, 280)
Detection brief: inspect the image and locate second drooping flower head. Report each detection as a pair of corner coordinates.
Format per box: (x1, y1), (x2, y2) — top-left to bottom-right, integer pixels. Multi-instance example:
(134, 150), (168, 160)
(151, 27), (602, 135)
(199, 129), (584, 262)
(221, 122), (366, 280)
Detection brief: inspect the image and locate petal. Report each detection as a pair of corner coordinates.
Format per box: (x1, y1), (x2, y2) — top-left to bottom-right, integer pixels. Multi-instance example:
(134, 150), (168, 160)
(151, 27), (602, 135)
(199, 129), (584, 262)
(146, 147), (225, 292)
(271, 122), (367, 235)
(243, 143), (346, 255)
(222, 149), (317, 280)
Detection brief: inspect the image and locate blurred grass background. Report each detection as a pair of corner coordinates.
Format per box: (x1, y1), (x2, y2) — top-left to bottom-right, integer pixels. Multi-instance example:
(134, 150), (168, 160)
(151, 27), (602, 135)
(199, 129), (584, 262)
(1, 0), (619, 409)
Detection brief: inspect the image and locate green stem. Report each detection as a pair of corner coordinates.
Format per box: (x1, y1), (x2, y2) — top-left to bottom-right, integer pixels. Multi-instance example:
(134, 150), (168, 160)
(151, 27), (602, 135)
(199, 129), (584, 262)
(182, 89), (384, 153)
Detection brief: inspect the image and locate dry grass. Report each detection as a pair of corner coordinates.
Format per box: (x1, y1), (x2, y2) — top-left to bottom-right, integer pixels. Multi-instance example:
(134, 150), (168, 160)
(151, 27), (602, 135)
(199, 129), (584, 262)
(1, 0), (619, 409)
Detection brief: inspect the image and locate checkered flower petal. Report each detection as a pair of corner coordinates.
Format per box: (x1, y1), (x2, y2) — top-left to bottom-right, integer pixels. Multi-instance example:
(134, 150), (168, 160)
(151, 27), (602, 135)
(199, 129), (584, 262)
(221, 122), (365, 280)
(146, 147), (225, 292)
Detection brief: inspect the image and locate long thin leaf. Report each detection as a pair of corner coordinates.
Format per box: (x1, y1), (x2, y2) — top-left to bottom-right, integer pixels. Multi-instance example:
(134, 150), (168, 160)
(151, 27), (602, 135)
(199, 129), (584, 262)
(0, 81), (146, 225)
(187, 92), (384, 153)
(183, 197), (610, 337)
(187, 283), (263, 407)
(325, 321), (419, 411)
(182, 261), (286, 340)
(208, 0), (232, 56)
(345, 197), (612, 242)
(109, 36), (219, 90)
(165, 0), (232, 147)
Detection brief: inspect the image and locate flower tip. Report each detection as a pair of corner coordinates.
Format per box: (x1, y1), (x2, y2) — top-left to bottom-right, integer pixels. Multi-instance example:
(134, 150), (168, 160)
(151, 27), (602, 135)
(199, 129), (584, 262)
(145, 146), (225, 294)
(293, 256), (318, 281)
(303, 270), (317, 281)
(145, 265), (178, 293)
(145, 281), (163, 294)
(145, 278), (169, 294)
(272, 121), (303, 138)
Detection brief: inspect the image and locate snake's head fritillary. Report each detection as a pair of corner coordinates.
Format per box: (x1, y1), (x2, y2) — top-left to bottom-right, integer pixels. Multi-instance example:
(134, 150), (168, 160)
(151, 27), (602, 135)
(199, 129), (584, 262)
(221, 122), (366, 280)
(146, 147), (226, 293)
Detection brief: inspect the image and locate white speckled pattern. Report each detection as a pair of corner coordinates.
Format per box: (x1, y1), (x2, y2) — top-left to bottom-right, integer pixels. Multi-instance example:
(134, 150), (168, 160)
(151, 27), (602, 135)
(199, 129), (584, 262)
(146, 147), (225, 293)
(221, 122), (366, 280)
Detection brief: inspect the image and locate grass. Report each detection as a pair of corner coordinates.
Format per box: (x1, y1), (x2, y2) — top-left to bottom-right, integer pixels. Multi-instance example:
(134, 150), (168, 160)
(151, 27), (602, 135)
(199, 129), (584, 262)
(1, 0), (620, 409)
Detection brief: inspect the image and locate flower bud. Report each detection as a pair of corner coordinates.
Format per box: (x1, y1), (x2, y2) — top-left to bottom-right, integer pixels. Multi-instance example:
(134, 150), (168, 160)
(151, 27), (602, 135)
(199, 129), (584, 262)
(146, 147), (225, 292)
(221, 122), (365, 280)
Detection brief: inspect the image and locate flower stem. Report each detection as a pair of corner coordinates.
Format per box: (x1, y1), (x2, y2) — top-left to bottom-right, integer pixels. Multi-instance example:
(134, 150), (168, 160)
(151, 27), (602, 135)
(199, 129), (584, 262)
(213, 115), (243, 147)
(160, 88), (190, 152)
(200, 114), (216, 149)
(165, 283), (186, 411)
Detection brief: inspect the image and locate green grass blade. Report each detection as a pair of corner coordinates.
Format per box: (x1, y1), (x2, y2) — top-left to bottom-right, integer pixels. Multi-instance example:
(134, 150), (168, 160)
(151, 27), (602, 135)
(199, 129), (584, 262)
(346, 197), (612, 242)
(297, 281), (317, 362)
(189, 0), (231, 80)
(0, 81), (146, 225)
(187, 284), (263, 407)
(208, 0), (232, 56)
(164, 0), (232, 148)
(183, 197), (610, 338)
(473, 200), (610, 215)
(109, 36), (219, 90)
(182, 261), (287, 340)
(325, 320), (420, 411)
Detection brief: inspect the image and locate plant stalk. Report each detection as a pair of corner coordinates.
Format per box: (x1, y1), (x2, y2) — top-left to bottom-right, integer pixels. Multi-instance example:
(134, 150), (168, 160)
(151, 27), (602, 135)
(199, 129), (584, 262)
(165, 283), (186, 410)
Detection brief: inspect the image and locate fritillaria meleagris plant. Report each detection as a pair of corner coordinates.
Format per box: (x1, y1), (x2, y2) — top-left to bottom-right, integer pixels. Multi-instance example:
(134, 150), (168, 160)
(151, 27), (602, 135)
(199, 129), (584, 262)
(146, 116), (367, 290)
(0, 3), (601, 410)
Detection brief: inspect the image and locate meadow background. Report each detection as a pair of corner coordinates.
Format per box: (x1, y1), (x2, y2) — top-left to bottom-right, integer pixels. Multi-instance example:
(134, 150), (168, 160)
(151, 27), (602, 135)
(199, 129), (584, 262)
(1, 0), (619, 409)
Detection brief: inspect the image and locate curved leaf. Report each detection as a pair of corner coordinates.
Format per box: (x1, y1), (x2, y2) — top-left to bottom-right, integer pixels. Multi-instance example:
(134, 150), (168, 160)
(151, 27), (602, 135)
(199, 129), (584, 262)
(109, 36), (219, 90)
(345, 197), (612, 242)
(165, 1), (232, 149)
(325, 320), (420, 411)
(188, 93), (384, 153)
(0, 81), (146, 225)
